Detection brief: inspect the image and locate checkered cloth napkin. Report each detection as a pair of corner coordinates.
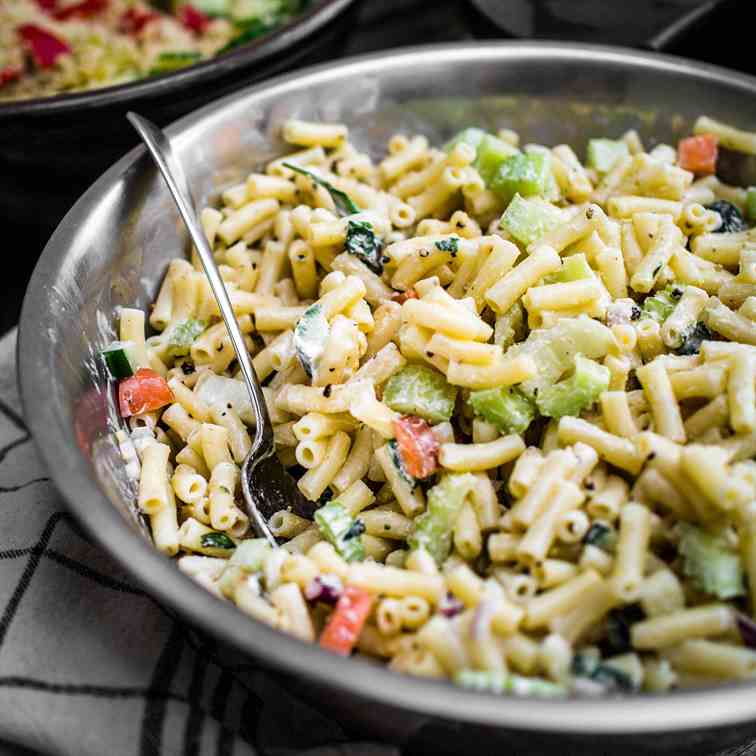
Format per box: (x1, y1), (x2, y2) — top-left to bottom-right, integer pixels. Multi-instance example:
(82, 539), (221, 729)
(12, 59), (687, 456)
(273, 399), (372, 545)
(0, 328), (398, 756)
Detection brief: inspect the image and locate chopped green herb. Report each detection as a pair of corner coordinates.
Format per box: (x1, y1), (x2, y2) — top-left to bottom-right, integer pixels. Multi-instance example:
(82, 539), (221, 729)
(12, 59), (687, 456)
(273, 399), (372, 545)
(435, 237), (459, 253)
(345, 220), (384, 274)
(200, 532), (235, 551)
(283, 162), (360, 216)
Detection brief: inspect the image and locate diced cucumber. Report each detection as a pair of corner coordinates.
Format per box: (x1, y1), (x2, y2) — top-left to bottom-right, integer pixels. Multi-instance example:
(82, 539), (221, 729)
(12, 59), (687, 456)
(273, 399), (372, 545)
(444, 127), (487, 154)
(293, 303), (329, 379)
(491, 152), (550, 203)
(468, 386), (535, 434)
(551, 253), (594, 283)
(101, 341), (138, 379)
(454, 669), (566, 698)
(678, 523), (745, 600)
(536, 354), (610, 419)
(641, 285), (683, 324)
(165, 318), (206, 358)
(499, 194), (562, 247)
(474, 134), (520, 187)
(314, 501), (365, 562)
(503, 316), (614, 400)
(408, 473), (476, 564)
(383, 364), (458, 423)
(230, 538), (271, 571)
(586, 138), (629, 174)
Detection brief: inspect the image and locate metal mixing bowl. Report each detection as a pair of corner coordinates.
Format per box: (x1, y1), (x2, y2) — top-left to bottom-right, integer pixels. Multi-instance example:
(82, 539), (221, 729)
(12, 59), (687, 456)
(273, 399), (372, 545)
(18, 42), (756, 754)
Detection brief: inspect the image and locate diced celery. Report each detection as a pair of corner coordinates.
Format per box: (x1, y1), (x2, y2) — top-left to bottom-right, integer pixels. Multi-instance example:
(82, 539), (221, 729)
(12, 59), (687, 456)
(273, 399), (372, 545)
(454, 669), (566, 698)
(383, 364), (458, 423)
(444, 127), (487, 154)
(294, 303), (329, 378)
(503, 315), (614, 400)
(491, 152), (550, 203)
(468, 386), (535, 434)
(552, 253), (593, 283)
(230, 538), (271, 571)
(315, 501), (365, 562)
(641, 285), (683, 323)
(678, 523), (745, 599)
(586, 138), (629, 174)
(747, 187), (756, 222)
(474, 134), (520, 187)
(536, 354), (610, 419)
(408, 473), (476, 564)
(493, 303), (526, 349)
(499, 194), (562, 247)
(165, 318), (206, 358)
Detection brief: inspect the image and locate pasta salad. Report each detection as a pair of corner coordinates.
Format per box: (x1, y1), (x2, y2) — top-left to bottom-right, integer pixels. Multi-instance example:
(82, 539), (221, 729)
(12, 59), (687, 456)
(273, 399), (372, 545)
(105, 114), (756, 697)
(0, 0), (308, 101)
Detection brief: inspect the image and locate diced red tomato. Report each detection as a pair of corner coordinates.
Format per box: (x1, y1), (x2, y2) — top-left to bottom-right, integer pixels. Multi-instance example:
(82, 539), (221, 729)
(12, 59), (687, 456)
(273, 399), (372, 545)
(119, 7), (160, 34)
(678, 133), (718, 175)
(118, 368), (174, 418)
(18, 25), (72, 68)
(54, 0), (107, 19)
(178, 4), (209, 34)
(319, 586), (373, 657)
(0, 66), (22, 88)
(394, 415), (440, 479)
(391, 289), (418, 305)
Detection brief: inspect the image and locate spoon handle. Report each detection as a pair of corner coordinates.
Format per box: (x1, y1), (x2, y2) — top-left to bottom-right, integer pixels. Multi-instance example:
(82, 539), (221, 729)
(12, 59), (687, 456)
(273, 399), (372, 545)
(127, 112), (273, 456)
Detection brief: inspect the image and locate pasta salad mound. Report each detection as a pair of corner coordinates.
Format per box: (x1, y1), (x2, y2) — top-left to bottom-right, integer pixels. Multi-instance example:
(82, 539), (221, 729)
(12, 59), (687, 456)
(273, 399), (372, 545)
(105, 114), (756, 696)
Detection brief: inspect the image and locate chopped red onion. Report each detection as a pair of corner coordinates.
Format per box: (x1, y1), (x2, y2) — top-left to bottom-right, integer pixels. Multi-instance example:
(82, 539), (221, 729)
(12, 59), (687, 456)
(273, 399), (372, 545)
(439, 593), (464, 618)
(304, 574), (343, 605)
(736, 612), (756, 648)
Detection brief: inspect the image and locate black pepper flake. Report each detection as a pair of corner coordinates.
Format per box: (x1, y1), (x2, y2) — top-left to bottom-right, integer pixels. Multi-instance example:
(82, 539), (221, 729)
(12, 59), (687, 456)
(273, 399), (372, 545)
(323, 384), (332, 397)
(647, 452), (657, 461)
(456, 221), (464, 228)
(329, 367), (335, 372)
(344, 519), (366, 540)
(382, 256), (391, 264)
(181, 362), (194, 375)
(426, 351), (434, 358)
(384, 524), (391, 531)
(227, 402), (233, 409)
(652, 264), (662, 277)
(586, 207), (595, 219)
(585, 481), (595, 491)
(631, 306), (641, 321)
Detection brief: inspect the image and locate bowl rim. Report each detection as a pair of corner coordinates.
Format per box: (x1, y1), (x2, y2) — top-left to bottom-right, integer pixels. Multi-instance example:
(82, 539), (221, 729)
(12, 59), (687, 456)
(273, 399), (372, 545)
(0, 0), (354, 117)
(19, 40), (756, 734)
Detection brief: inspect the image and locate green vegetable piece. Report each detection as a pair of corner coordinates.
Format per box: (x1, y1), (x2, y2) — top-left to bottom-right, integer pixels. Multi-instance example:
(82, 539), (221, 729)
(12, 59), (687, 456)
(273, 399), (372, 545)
(536, 354), (610, 419)
(641, 285), (683, 324)
(283, 162), (360, 216)
(444, 127), (487, 154)
(314, 501), (365, 562)
(101, 341), (137, 379)
(674, 320), (712, 356)
(293, 303), (329, 378)
(584, 522), (617, 551)
(473, 134), (520, 187)
(200, 532), (235, 551)
(229, 538), (271, 570)
(493, 302), (525, 349)
(345, 220), (383, 274)
(589, 663), (636, 692)
(387, 440), (416, 489)
(435, 237), (459, 253)
(491, 152), (550, 203)
(504, 316), (614, 400)
(747, 187), (756, 222)
(454, 669), (566, 698)
(165, 318), (206, 358)
(586, 138), (629, 174)
(679, 523), (745, 599)
(383, 364), (458, 423)
(187, 0), (230, 16)
(220, 19), (273, 52)
(149, 51), (202, 75)
(553, 253), (594, 282)
(408, 473), (476, 564)
(571, 650), (600, 678)
(500, 193), (562, 247)
(468, 386), (535, 434)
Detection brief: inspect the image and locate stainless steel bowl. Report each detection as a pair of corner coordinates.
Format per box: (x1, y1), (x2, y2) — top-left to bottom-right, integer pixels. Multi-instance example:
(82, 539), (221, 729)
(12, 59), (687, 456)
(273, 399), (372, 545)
(18, 42), (756, 753)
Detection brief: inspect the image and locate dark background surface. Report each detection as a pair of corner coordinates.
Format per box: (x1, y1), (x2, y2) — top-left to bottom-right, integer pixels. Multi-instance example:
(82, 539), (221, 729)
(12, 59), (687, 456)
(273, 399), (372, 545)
(2, 0), (750, 336)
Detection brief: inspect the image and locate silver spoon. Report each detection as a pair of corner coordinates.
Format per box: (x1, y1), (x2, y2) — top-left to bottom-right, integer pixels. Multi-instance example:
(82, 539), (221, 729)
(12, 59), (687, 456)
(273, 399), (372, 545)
(127, 112), (315, 547)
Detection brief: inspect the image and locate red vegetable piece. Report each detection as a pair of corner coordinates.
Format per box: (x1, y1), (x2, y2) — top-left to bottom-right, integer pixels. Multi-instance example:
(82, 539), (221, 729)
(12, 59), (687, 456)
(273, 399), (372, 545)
(119, 7), (160, 34)
(393, 415), (440, 479)
(391, 289), (417, 305)
(118, 368), (174, 418)
(18, 24), (71, 68)
(54, 0), (107, 19)
(678, 133), (718, 175)
(319, 586), (373, 656)
(178, 4), (209, 34)
(34, 0), (58, 12)
(0, 66), (22, 88)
